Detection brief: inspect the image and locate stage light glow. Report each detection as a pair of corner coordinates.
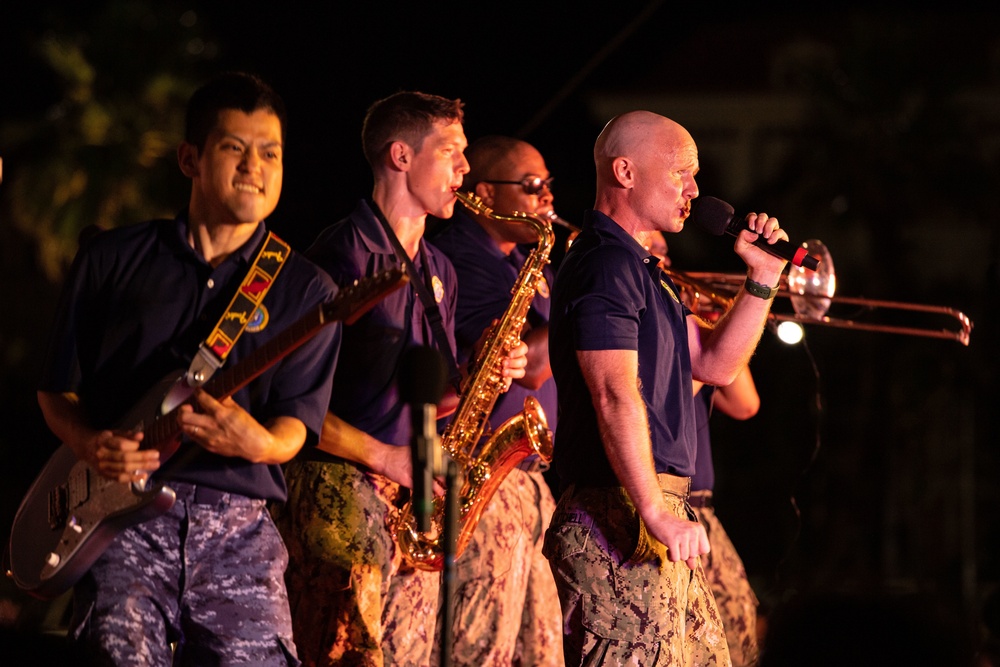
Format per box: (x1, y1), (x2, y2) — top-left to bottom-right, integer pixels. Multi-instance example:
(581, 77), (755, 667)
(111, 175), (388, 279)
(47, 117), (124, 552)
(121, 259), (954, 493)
(776, 321), (804, 345)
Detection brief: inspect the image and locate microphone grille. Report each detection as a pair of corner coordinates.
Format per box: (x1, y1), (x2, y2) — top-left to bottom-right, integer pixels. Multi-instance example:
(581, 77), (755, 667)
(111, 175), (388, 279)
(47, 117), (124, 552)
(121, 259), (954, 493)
(689, 196), (734, 236)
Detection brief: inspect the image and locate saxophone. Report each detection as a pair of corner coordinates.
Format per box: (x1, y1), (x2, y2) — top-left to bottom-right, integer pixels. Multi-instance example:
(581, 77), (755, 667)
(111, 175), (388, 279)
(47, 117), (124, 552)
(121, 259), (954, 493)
(394, 190), (555, 571)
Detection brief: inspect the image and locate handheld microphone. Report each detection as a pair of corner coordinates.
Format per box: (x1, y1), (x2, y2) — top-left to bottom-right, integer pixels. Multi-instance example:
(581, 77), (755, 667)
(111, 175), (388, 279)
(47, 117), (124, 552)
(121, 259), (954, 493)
(690, 196), (820, 271)
(399, 346), (448, 532)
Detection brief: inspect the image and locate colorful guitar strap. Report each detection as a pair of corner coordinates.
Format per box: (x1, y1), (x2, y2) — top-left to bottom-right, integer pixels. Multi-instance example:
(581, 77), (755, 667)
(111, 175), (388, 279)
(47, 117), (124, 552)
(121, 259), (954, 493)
(185, 231), (291, 387)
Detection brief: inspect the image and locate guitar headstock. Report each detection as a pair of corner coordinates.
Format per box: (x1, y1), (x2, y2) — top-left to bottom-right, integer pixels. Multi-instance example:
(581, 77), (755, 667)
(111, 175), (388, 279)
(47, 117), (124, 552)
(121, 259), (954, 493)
(325, 267), (409, 326)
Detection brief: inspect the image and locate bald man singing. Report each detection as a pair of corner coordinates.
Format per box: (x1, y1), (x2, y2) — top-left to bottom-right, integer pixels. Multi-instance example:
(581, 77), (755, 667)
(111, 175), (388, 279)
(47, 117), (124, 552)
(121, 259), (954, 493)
(543, 111), (788, 666)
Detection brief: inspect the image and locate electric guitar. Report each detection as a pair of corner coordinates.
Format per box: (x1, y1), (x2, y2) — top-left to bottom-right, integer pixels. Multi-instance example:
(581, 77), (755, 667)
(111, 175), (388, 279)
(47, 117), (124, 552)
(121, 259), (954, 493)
(5, 268), (407, 600)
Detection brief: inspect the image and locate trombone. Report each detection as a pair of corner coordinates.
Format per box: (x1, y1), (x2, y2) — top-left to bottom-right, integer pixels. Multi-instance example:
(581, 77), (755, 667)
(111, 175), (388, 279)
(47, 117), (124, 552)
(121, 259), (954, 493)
(664, 239), (973, 346)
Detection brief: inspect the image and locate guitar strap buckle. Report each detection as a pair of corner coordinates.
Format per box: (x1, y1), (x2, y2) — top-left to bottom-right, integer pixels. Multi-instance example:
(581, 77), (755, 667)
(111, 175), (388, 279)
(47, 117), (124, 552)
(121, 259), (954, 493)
(185, 344), (224, 387)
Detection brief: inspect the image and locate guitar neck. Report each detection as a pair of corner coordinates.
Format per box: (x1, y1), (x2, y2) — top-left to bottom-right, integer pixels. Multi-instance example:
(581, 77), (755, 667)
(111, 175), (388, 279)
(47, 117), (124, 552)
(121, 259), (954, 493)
(143, 305), (326, 452)
(138, 268), (406, 455)
(204, 306), (326, 401)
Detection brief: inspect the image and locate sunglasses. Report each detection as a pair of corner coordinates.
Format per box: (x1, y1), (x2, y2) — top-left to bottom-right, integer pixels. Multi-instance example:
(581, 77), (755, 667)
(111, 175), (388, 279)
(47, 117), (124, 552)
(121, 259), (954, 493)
(482, 175), (554, 195)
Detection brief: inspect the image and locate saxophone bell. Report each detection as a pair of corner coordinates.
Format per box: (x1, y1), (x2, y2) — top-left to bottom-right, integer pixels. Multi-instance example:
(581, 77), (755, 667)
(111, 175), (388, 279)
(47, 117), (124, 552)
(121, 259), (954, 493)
(396, 396), (552, 571)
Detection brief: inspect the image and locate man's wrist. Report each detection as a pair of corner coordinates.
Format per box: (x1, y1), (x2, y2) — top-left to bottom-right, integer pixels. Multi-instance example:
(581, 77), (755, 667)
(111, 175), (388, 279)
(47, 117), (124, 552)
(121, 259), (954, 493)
(743, 276), (779, 300)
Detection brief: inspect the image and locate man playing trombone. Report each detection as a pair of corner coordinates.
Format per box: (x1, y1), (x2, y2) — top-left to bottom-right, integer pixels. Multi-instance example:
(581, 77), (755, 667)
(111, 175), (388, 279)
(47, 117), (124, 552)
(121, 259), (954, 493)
(645, 230), (764, 666)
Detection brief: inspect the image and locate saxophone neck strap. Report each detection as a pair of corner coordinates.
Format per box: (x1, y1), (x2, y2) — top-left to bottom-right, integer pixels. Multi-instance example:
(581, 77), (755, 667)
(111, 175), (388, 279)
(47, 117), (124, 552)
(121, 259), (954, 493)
(368, 199), (462, 391)
(186, 231), (291, 386)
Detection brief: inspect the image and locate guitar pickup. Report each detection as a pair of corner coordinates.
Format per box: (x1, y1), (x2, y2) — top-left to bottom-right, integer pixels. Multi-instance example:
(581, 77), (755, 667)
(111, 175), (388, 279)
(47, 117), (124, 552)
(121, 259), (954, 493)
(47, 465), (92, 530)
(47, 484), (68, 530)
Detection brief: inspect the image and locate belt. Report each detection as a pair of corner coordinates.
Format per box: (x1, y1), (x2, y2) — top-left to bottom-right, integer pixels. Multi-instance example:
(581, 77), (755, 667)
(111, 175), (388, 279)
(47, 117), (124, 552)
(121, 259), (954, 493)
(192, 485), (229, 505)
(687, 490), (713, 508)
(565, 473), (690, 496)
(169, 481), (230, 505)
(656, 473), (691, 499)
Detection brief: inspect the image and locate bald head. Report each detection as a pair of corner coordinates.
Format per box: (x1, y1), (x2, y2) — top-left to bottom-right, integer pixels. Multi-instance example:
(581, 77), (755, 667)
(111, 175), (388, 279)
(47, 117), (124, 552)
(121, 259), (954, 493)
(595, 111), (694, 183)
(592, 111), (699, 234)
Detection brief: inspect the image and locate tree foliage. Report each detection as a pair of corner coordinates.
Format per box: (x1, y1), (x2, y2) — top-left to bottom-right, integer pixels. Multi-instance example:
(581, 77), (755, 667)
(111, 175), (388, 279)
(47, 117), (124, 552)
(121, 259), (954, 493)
(0, 1), (217, 282)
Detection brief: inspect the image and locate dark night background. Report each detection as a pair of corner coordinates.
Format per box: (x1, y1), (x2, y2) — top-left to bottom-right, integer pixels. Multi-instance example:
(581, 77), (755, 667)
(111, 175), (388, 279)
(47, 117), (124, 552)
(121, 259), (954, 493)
(1, 1), (998, 661)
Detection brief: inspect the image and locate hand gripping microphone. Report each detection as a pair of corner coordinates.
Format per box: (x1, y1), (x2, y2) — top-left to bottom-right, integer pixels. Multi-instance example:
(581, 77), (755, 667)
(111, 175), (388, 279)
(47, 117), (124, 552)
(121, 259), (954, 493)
(689, 196), (820, 271)
(399, 345), (448, 532)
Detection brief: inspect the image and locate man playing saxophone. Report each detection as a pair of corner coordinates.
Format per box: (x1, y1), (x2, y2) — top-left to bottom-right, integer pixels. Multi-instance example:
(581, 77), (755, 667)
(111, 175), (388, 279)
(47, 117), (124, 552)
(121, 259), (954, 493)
(272, 92), (527, 667)
(428, 136), (564, 666)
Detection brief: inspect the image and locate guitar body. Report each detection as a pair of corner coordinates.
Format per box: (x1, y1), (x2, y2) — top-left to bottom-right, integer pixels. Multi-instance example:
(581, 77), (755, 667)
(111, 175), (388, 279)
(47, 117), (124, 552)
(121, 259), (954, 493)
(5, 267), (408, 600)
(6, 444), (177, 599)
(6, 372), (194, 599)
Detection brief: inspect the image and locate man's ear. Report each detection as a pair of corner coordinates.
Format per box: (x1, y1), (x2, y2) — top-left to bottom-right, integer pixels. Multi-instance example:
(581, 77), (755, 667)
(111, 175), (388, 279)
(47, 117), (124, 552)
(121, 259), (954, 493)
(388, 140), (411, 171)
(177, 142), (199, 178)
(473, 181), (495, 207)
(612, 157), (634, 188)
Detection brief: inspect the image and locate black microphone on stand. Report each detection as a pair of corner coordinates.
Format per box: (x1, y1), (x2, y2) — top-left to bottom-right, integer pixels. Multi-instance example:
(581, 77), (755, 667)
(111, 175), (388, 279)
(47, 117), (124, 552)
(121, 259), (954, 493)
(690, 196), (820, 271)
(399, 346), (448, 532)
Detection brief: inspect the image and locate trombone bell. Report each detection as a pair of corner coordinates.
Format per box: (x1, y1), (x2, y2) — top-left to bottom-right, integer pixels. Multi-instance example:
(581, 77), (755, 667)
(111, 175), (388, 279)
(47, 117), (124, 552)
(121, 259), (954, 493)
(787, 240), (835, 320)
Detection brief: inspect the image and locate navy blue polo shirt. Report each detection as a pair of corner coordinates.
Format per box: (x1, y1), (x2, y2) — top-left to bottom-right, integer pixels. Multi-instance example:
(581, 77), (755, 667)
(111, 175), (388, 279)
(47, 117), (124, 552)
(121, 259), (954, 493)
(548, 209), (697, 488)
(429, 207), (558, 441)
(304, 199), (458, 452)
(38, 214), (340, 501)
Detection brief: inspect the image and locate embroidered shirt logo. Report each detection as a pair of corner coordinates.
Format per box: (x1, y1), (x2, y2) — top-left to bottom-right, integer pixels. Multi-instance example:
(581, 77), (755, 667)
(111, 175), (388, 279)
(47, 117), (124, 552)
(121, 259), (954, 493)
(536, 275), (551, 299)
(660, 278), (680, 304)
(432, 275), (445, 303)
(246, 305), (269, 333)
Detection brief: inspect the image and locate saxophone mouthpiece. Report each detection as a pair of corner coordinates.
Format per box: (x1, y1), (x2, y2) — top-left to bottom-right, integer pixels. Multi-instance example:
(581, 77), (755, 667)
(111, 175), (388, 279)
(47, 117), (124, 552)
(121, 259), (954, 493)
(544, 210), (580, 233)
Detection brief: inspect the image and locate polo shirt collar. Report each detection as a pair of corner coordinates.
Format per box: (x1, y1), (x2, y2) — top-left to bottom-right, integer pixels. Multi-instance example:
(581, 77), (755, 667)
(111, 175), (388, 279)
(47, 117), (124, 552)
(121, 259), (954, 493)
(355, 198), (413, 257)
(170, 209), (268, 265)
(586, 209), (657, 263)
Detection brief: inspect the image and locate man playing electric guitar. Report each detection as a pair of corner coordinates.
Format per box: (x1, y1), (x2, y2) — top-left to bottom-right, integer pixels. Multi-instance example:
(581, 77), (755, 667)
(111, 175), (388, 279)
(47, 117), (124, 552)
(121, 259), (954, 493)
(31, 72), (340, 666)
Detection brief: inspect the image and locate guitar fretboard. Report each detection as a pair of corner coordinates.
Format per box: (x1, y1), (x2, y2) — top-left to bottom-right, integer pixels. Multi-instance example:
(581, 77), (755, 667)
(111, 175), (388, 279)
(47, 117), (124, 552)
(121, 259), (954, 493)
(141, 269), (405, 455)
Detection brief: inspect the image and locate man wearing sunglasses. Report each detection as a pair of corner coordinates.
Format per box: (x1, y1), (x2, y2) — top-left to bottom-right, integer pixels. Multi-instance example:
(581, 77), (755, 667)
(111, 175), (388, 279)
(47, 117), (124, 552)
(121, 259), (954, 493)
(428, 135), (564, 666)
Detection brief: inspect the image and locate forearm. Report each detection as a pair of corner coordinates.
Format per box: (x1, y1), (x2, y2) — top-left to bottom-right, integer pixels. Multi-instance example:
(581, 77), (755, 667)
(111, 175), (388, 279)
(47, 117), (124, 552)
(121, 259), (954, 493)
(596, 388), (665, 518)
(317, 411), (387, 467)
(579, 350), (665, 519)
(317, 411), (415, 487)
(37, 391), (99, 460)
(713, 365), (759, 419)
(256, 416), (308, 464)
(692, 288), (771, 386)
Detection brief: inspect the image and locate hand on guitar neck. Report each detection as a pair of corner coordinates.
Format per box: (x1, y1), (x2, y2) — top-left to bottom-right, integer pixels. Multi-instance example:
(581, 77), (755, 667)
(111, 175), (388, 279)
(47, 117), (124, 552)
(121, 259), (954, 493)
(177, 389), (306, 465)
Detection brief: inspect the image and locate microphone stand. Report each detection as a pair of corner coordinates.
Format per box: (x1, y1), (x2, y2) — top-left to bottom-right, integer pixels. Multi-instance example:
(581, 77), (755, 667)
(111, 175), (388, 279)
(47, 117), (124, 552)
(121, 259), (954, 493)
(439, 457), (460, 667)
(412, 405), (436, 533)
